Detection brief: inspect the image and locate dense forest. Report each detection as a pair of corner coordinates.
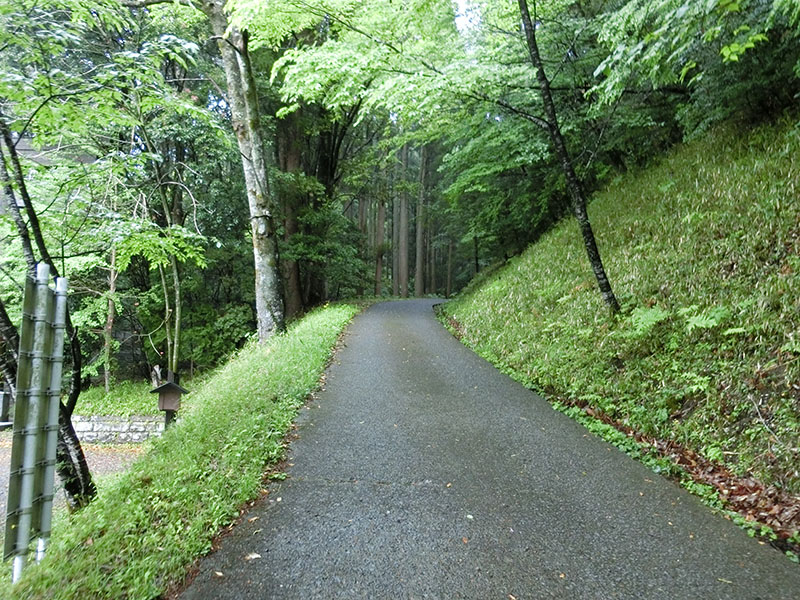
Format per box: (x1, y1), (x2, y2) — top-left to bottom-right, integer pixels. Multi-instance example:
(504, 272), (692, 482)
(1, 0), (800, 507)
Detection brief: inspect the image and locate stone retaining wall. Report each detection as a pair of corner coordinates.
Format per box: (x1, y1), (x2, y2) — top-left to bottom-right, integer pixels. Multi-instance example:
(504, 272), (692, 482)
(73, 415), (164, 444)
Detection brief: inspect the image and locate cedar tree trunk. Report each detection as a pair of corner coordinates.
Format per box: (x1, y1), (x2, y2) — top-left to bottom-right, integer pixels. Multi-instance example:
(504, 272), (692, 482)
(206, 0), (285, 339)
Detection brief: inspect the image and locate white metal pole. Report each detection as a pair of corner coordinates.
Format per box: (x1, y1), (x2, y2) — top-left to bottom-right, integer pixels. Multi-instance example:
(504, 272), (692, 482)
(36, 276), (67, 562)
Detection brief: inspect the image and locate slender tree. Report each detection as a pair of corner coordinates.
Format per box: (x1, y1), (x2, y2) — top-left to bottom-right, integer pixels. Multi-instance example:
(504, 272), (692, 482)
(206, 2), (285, 339)
(414, 145), (427, 297)
(446, 239), (453, 299)
(125, 0), (286, 340)
(399, 144), (410, 297)
(517, 0), (620, 312)
(0, 122), (96, 510)
(374, 194), (385, 295)
(392, 150), (401, 296)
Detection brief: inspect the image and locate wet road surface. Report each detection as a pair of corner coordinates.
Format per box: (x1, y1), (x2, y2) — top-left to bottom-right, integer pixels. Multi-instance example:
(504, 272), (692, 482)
(179, 299), (800, 599)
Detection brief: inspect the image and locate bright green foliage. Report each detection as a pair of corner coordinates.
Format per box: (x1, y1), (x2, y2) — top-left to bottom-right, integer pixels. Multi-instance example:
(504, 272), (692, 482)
(115, 222), (207, 271)
(268, 0), (636, 268)
(439, 112), (559, 257)
(7, 303), (359, 599)
(282, 202), (369, 297)
(774, 0), (800, 23)
(270, 0), (464, 124)
(0, 0), (255, 376)
(594, 0), (800, 117)
(0, 0), (128, 124)
(443, 117), (800, 494)
(229, 0), (354, 51)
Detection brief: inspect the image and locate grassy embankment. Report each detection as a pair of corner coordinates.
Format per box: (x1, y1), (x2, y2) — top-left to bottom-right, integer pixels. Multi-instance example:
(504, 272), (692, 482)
(7, 303), (359, 599)
(441, 118), (800, 555)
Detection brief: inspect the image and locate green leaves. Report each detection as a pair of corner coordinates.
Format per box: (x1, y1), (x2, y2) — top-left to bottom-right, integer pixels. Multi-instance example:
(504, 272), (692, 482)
(720, 32), (769, 62)
(679, 304), (730, 333)
(593, 0), (795, 104)
(625, 306), (671, 338)
(116, 222), (208, 271)
(774, 0), (800, 24)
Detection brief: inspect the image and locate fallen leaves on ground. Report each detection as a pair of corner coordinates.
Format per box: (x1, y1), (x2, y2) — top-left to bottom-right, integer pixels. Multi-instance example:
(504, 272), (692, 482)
(576, 399), (799, 554)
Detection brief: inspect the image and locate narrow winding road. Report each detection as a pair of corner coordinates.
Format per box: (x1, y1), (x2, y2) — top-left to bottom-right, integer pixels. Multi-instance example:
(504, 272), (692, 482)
(180, 300), (800, 599)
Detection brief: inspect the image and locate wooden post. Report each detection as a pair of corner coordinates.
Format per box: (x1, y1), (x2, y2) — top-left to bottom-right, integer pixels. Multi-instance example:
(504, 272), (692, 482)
(0, 384), (10, 426)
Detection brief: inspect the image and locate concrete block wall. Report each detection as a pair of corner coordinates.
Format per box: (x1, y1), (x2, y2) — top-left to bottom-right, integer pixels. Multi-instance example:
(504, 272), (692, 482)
(72, 415), (165, 444)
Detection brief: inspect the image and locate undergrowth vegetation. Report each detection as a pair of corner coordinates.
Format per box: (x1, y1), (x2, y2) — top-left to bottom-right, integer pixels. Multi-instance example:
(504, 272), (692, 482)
(7, 303), (358, 599)
(76, 381), (178, 417)
(443, 117), (800, 496)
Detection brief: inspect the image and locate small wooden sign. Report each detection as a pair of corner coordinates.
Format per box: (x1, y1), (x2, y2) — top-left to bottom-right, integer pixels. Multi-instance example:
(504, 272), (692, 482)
(149, 381), (189, 412)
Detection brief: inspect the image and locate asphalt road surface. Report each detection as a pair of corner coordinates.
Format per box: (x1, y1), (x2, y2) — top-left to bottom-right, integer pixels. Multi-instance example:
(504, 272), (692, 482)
(180, 299), (800, 599)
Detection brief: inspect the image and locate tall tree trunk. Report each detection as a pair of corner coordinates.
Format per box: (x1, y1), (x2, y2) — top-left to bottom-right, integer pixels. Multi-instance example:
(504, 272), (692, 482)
(392, 191), (400, 297)
(414, 146), (426, 297)
(302, 268), (312, 308)
(282, 199), (303, 319)
(368, 196), (375, 251)
(474, 236), (480, 275)
(277, 116), (304, 319)
(375, 196), (385, 296)
(357, 198), (367, 297)
(158, 264), (173, 370)
(206, 1), (285, 340)
(399, 145), (409, 297)
(0, 297), (19, 394)
(140, 121), (184, 375)
(57, 404), (97, 512)
(428, 233), (436, 296)
(446, 239), (453, 299)
(517, 0), (620, 313)
(170, 256), (181, 374)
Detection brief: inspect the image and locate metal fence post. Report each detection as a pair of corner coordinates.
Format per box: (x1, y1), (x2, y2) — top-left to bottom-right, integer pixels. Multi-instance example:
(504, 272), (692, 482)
(4, 264), (68, 582)
(37, 275), (67, 561)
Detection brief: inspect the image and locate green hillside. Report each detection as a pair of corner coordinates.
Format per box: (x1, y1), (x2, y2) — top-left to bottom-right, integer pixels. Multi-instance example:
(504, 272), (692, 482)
(442, 117), (800, 548)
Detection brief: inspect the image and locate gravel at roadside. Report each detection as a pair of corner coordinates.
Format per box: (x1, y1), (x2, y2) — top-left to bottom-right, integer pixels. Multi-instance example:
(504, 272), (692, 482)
(0, 431), (143, 533)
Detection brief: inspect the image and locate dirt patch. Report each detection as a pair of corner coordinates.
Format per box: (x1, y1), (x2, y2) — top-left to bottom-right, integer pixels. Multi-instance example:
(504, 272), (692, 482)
(0, 431), (144, 529)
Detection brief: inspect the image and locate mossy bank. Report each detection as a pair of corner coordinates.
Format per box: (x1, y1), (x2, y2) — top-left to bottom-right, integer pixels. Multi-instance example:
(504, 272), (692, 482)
(442, 118), (800, 543)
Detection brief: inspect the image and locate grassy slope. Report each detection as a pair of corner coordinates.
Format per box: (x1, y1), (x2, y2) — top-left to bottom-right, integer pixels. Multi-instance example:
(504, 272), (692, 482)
(444, 118), (800, 498)
(76, 381), (170, 416)
(8, 303), (358, 599)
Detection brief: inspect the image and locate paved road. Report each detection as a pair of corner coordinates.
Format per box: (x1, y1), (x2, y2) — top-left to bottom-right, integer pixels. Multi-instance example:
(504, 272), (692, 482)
(180, 299), (800, 599)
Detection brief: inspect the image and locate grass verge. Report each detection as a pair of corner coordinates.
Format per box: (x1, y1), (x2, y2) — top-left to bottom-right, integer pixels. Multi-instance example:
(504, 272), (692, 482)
(6, 303), (359, 599)
(440, 116), (800, 559)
